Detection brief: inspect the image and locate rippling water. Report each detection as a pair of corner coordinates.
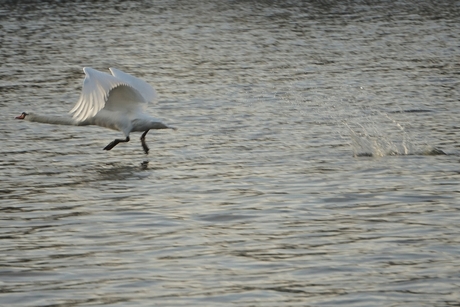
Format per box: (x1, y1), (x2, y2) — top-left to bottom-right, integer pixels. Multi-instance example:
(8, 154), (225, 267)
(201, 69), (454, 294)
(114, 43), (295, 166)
(1, 1), (460, 306)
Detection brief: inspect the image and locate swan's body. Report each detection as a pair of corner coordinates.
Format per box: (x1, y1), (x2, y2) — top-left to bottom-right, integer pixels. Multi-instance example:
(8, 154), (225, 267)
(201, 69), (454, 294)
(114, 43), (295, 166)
(16, 67), (175, 154)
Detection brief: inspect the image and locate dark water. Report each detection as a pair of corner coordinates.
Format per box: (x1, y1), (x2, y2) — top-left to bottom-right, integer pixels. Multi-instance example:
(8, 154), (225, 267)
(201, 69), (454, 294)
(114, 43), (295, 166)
(1, 1), (460, 306)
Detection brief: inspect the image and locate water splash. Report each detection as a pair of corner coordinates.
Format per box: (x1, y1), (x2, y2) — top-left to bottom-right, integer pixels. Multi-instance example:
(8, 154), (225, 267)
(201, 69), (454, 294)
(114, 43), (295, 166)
(245, 77), (447, 157)
(343, 111), (445, 157)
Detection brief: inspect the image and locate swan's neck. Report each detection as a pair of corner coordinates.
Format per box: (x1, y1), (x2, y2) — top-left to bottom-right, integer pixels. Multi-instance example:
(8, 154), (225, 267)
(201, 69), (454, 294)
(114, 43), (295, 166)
(25, 113), (80, 126)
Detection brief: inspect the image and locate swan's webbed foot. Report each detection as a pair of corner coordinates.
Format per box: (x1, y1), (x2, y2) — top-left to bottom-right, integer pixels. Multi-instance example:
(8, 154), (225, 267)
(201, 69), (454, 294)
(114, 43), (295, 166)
(104, 136), (130, 151)
(141, 141), (149, 154)
(140, 130), (150, 154)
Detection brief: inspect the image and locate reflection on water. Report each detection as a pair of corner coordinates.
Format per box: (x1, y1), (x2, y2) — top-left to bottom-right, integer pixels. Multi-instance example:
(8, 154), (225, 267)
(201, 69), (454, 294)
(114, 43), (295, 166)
(95, 161), (152, 181)
(1, 0), (460, 306)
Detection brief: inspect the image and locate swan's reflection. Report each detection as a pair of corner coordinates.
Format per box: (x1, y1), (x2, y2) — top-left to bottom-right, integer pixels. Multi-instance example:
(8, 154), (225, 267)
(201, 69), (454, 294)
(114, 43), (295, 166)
(95, 160), (151, 181)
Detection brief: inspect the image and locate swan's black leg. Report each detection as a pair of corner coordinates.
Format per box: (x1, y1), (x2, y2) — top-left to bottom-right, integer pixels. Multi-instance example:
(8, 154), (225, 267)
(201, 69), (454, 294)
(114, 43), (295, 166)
(104, 136), (130, 151)
(140, 129), (150, 154)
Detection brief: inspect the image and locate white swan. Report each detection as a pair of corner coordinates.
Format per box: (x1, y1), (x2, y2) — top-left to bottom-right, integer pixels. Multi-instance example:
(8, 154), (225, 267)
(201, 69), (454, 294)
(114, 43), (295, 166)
(15, 67), (175, 154)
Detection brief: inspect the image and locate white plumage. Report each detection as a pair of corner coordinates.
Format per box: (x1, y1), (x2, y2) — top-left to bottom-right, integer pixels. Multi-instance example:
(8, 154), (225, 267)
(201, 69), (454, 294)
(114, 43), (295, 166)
(70, 67), (156, 122)
(16, 67), (175, 154)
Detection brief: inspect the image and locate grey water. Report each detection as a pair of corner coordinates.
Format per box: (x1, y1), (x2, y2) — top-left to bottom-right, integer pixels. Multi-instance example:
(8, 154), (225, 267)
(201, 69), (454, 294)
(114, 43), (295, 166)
(1, 1), (460, 306)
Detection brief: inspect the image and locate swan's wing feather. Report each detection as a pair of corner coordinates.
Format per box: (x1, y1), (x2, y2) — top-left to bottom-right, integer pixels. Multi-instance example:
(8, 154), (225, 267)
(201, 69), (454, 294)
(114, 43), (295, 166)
(70, 67), (146, 122)
(109, 68), (157, 103)
(71, 68), (117, 122)
(103, 84), (146, 114)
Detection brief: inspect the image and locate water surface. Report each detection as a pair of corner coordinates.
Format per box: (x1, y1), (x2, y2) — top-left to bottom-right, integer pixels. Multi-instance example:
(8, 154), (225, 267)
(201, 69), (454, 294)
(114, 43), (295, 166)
(1, 1), (460, 306)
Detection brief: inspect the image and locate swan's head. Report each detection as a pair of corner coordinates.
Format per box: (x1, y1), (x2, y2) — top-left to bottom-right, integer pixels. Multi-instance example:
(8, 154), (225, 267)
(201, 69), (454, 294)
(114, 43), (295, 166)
(15, 112), (29, 120)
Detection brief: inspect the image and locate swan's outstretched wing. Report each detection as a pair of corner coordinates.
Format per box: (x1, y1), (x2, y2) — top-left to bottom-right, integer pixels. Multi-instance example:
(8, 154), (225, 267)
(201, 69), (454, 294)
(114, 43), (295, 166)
(109, 68), (157, 103)
(70, 67), (147, 122)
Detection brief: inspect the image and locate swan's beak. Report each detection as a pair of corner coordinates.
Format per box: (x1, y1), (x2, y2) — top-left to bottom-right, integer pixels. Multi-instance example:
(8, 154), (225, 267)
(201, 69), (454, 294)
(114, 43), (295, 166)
(15, 112), (27, 120)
